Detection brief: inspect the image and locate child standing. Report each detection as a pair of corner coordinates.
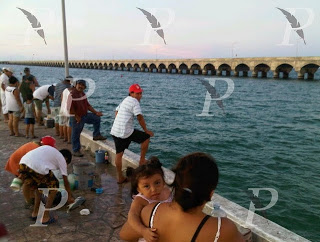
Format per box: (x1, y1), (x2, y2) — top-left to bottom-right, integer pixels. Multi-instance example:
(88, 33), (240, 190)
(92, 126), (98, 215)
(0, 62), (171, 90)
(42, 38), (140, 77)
(24, 94), (37, 138)
(120, 157), (172, 242)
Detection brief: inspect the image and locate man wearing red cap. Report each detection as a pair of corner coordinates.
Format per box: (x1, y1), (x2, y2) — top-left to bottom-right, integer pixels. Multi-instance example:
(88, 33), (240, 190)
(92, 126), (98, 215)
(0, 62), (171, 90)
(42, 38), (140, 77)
(111, 84), (154, 184)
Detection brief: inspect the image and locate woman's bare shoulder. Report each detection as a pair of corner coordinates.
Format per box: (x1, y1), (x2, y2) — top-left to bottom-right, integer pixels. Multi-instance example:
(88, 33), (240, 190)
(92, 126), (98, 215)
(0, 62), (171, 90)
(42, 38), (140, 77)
(141, 202), (159, 226)
(217, 217), (245, 242)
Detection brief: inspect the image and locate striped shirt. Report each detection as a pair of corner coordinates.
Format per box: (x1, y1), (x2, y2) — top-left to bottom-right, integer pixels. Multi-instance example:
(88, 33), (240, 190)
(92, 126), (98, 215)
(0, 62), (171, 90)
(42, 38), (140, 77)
(110, 96), (142, 138)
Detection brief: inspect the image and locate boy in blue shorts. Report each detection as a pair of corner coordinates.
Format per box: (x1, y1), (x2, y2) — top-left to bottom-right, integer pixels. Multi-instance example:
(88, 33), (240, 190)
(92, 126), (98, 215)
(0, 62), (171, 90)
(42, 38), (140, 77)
(24, 94), (37, 138)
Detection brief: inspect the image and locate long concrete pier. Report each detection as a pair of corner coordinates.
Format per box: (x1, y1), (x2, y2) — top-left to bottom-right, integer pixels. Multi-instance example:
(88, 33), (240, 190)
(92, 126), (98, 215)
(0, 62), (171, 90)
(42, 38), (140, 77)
(2, 56), (320, 80)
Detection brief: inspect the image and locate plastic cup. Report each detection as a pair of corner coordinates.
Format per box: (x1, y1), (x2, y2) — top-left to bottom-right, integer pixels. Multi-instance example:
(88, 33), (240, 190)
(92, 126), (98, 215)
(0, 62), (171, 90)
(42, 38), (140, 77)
(10, 178), (22, 192)
(80, 209), (90, 215)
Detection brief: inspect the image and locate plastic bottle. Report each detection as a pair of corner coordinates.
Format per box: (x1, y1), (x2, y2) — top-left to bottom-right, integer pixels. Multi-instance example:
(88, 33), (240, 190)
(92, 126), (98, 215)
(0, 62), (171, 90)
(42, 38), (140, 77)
(104, 151), (109, 163)
(211, 203), (227, 217)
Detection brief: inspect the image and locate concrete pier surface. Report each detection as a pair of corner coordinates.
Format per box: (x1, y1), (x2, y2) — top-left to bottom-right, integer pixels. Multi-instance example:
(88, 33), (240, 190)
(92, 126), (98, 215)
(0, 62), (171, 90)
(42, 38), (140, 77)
(0, 120), (310, 242)
(0, 121), (132, 241)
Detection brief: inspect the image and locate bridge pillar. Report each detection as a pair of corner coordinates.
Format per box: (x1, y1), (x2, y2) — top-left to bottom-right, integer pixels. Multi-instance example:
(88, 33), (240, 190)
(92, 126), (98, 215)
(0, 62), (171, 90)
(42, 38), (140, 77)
(261, 72), (267, 78)
(307, 73), (314, 80)
(252, 71), (258, 78)
(233, 71), (239, 77)
(225, 71), (231, 76)
(216, 70), (221, 76)
(179, 69), (188, 74)
(273, 71), (279, 78)
(202, 70), (207, 75)
(297, 71), (304, 79)
(170, 69), (177, 74)
(205, 70), (215, 75)
(283, 72), (289, 79)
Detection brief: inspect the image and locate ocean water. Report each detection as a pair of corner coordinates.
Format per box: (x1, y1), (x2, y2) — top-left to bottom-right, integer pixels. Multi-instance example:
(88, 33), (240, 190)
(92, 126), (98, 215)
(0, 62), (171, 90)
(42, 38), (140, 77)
(5, 64), (320, 241)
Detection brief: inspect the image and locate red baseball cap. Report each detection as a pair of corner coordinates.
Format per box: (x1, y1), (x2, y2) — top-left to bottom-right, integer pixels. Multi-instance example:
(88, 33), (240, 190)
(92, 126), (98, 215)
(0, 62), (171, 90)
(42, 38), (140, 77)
(129, 84), (143, 93)
(40, 136), (56, 148)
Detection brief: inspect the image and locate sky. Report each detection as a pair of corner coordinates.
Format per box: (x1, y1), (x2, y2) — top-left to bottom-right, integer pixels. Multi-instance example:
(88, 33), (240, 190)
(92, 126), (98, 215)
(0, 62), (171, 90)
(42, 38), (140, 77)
(0, 0), (320, 61)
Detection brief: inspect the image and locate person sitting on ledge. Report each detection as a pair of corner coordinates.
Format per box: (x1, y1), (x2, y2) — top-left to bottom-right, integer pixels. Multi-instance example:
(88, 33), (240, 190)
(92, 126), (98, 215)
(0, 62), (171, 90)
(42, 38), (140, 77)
(69, 79), (106, 157)
(138, 152), (245, 242)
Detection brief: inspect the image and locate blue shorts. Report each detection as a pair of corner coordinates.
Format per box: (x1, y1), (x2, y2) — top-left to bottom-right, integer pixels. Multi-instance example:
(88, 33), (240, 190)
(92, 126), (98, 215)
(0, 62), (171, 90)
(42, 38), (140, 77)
(25, 118), (35, 125)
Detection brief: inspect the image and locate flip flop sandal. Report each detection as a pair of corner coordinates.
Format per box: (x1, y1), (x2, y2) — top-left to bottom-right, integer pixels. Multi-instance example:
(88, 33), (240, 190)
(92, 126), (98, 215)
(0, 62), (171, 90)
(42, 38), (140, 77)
(42, 216), (56, 225)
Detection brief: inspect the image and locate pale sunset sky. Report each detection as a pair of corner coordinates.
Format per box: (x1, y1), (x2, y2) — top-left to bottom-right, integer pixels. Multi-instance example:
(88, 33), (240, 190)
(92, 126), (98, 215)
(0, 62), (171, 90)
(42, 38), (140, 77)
(0, 0), (319, 60)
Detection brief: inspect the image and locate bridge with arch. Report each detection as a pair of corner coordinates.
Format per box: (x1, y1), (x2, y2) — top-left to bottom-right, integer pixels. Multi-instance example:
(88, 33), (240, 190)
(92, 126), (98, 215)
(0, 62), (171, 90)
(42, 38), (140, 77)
(3, 56), (320, 79)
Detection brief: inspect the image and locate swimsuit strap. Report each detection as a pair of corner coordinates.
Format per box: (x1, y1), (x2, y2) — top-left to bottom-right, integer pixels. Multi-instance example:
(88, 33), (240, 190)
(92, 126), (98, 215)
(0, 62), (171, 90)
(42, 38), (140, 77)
(214, 217), (221, 242)
(149, 202), (162, 228)
(191, 215), (211, 242)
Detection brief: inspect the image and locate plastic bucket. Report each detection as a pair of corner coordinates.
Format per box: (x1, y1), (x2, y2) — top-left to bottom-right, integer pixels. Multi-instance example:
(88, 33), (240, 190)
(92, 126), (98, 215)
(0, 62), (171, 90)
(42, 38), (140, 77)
(73, 162), (95, 190)
(95, 149), (106, 163)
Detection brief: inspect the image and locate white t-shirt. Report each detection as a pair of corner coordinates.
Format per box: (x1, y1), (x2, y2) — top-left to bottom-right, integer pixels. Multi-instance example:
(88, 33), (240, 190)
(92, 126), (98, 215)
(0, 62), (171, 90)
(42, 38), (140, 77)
(5, 86), (19, 111)
(20, 145), (68, 176)
(59, 88), (72, 116)
(0, 73), (9, 93)
(110, 96), (142, 138)
(33, 85), (51, 100)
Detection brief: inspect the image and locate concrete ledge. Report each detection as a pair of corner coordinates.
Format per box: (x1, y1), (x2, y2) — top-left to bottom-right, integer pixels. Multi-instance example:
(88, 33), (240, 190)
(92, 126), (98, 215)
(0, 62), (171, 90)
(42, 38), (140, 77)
(80, 129), (309, 242)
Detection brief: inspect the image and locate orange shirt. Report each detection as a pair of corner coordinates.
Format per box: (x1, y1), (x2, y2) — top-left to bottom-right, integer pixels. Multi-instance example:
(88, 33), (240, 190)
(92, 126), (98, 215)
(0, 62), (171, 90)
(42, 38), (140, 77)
(5, 142), (40, 176)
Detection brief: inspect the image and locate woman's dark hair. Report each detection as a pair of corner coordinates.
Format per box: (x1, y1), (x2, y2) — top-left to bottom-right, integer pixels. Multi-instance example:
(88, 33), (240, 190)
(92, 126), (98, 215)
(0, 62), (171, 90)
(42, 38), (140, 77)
(171, 152), (219, 212)
(127, 156), (164, 198)
(59, 149), (72, 164)
(9, 76), (18, 84)
(26, 93), (33, 101)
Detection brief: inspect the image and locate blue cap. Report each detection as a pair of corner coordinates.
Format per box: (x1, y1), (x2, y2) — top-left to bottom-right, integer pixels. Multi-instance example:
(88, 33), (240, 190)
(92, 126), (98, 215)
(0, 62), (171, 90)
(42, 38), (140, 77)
(76, 79), (86, 87)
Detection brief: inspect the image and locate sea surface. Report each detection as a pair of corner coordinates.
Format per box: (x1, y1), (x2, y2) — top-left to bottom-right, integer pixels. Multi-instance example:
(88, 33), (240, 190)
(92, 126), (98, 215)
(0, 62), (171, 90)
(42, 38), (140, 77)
(5, 64), (320, 241)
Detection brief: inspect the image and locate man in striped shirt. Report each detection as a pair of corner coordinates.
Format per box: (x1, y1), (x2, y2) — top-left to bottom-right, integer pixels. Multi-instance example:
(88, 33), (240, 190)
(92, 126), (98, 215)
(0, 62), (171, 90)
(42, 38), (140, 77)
(110, 84), (154, 184)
